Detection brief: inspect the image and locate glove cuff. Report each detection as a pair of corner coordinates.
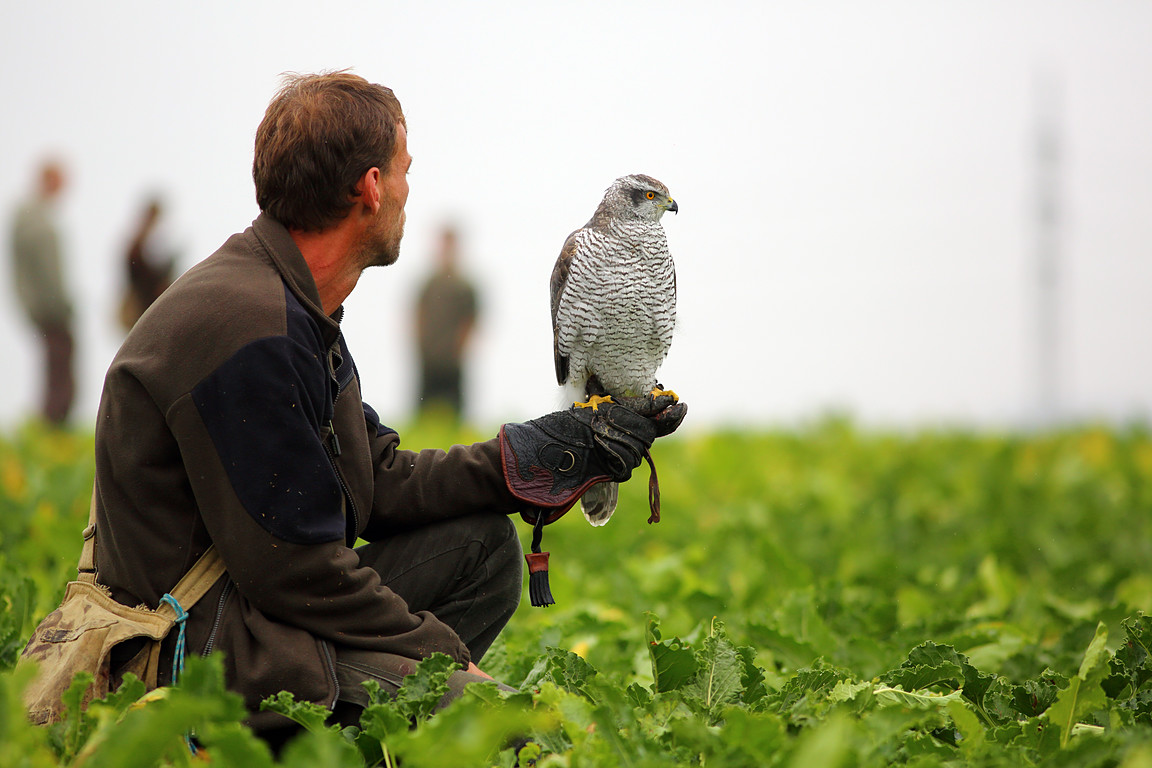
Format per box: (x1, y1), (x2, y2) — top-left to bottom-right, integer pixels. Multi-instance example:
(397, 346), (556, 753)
(499, 422), (610, 520)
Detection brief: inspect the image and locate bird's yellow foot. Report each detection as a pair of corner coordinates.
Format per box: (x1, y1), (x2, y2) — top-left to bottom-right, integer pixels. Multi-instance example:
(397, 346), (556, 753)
(650, 387), (679, 402)
(575, 394), (614, 411)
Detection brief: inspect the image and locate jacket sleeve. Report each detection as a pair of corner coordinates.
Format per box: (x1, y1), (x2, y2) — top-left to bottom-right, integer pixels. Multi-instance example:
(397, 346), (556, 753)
(171, 335), (470, 665)
(360, 404), (522, 540)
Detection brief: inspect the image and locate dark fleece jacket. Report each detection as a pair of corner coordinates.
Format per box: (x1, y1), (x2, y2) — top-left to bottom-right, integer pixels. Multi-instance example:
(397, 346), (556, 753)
(92, 214), (518, 725)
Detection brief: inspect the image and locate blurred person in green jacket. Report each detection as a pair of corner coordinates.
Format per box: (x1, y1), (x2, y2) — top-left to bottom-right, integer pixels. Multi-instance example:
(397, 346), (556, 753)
(9, 159), (74, 426)
(414, 224), (478, 421)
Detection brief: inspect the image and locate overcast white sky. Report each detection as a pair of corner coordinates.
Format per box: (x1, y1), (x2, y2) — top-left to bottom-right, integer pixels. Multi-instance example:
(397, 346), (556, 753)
(2, 1), (1150, 432)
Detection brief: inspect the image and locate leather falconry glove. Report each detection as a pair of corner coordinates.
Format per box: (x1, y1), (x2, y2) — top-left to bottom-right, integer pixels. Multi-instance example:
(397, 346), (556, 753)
(499, 393), (686, 521)
(499, 394), (687, 607)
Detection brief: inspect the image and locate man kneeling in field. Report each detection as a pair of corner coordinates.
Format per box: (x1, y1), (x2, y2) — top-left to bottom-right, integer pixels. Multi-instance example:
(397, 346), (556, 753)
(89, 70), (685, 746)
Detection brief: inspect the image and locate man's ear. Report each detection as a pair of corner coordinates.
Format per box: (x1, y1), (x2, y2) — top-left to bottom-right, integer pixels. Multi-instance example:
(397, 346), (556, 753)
(356, 167), (383, 214)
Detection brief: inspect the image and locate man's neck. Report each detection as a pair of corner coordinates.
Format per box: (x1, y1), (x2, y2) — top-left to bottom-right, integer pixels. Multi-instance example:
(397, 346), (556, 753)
(289, 227), (363, 316)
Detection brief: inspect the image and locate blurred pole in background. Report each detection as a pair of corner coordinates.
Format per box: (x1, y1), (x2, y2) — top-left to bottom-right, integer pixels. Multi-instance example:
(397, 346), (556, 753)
(1034, 71), (1063, 428)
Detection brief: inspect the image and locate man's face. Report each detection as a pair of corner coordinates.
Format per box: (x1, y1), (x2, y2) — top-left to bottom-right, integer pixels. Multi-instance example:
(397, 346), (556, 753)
(41, 164), (65, 200)
(359, 123), (411, 269)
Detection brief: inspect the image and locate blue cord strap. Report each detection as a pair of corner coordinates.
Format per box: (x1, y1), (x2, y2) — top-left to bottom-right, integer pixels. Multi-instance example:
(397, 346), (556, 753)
(159, 593), (197, 755)
(159, 593), (189, 683)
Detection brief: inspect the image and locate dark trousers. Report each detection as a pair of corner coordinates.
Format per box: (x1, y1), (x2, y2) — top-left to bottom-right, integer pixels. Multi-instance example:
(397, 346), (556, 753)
(331, 512), (522, 720)
(418, 363), (464, 417)
(37, 322), (74, 425)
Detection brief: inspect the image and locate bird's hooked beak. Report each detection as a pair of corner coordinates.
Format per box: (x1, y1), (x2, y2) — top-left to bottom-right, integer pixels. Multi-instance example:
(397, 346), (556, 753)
(666, 198), (679, 214)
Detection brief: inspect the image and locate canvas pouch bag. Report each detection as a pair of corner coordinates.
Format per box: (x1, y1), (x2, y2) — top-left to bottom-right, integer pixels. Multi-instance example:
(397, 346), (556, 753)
(18, 493), (224, 724)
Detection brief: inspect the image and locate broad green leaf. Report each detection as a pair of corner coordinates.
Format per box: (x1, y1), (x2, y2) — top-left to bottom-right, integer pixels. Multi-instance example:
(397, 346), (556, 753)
(354, 652), (461, 756)
(74, 656), (252, 768)
(745, 620), (821, 671)
(644, 613), (698, 693)
(774, 589), (839, 654)
(388, 685), (557, 768)
(883, 661), (964, 692)
(1044, 622), (1111, 748)
(948, 700), (987, 755)
(1109, 613), (1152, 701)
(360, 677), (391, 707)
(197, 722), (275, 768)
(1010, 675), (1063, 718)
(392, 652), (455, 722)
(533, 682), (594, 748)
(873, 686), (963, 709)
(460, 678), (508, 706)
(962, 630), (1029, 672)
(278, 726), (363, 768)
(0, 662), (58, 767)
(898, 642), (964, 671)
(520, 646), (598, 699)
(682, 619), (744, 722)
(357, 701), (410, 743)
(892, 642), (996, 713)
(902, 730), (959, 759)
(52, 671), (96, 761)
(0, 567), (36, 671)
(625, 681), (652, 710)
(516, 740), (542, 766)
(89, 673), (147, 718)
(665, 714), (726, 762)
(735, 643), (769, 707)
(828, 679), (872, 704)
(716, 708), (789, 764)
(1077, 622), (1112, 679)
(1117, 743), (1152, 768)
(769, 659), (852, 721)
(259, 690), (333, 734)
(785, 712), (855, 768)
(1002, 715), (1062, 755)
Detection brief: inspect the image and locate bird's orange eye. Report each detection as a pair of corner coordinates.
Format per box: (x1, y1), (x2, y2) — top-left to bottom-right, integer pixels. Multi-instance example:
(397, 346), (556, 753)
(646, 191), (655, 200)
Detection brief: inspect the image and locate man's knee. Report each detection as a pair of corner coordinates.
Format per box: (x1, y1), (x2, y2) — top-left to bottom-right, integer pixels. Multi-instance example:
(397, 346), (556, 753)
(489, 516), (524, 593)
(441, 512), (517, 567)
(475, 513), (520, 558)
(464, 514), (523, 626)
(468, 513), (522, 596)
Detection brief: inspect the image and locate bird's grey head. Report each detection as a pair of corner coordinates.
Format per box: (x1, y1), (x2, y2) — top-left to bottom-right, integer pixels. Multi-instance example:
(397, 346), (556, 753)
(598, 174), (679, 223)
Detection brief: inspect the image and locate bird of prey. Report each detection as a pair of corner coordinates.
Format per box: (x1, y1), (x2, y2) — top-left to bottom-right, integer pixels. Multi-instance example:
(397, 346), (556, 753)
(550, 174), (679, 525)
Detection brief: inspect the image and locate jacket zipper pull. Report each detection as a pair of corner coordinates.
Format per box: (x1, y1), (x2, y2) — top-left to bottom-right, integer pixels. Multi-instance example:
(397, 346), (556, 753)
(328, 420), (341, 457)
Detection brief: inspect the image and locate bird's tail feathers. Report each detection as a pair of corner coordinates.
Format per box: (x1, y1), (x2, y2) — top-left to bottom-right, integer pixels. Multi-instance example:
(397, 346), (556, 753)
(581, 482), (618, 526)
(559, 379), (586, 409)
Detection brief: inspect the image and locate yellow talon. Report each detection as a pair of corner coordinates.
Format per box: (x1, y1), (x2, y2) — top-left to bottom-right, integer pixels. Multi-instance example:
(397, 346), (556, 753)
(651, 387), (679, 402)
(575, 394), (614, 411)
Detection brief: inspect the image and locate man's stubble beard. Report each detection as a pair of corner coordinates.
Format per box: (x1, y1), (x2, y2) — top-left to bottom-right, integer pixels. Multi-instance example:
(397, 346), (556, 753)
(358, 213), (404, 270)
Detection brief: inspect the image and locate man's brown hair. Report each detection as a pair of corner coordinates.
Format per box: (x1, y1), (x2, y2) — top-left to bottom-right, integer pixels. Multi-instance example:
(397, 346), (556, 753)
(253, 71), (405, 232)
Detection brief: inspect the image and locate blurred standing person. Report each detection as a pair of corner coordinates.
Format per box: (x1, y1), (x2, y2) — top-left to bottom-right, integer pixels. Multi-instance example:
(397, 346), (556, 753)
(9, 159), (74, 426)
(414, 224), (478, 420)
(118, 195), (177, 331)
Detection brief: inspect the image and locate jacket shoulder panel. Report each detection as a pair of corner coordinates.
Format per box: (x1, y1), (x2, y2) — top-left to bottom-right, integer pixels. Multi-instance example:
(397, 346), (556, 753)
(191, 285), (344, 545)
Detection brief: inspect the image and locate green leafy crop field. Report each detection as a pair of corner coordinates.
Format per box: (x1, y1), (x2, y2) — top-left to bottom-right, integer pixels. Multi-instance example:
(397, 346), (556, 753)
(1, 418), (1151, 766)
